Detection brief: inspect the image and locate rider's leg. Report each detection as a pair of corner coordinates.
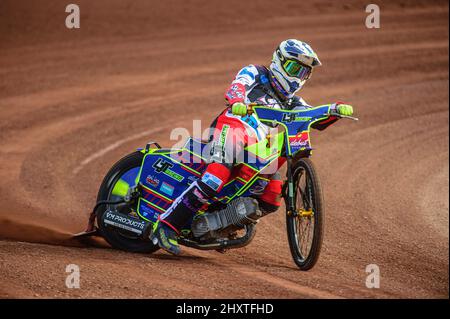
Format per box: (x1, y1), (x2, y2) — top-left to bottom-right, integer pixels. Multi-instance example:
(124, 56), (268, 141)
(152, 110), (247, 255)
(152, 162), (232, 255)
(257, 172), (283, 215)
(256, 156), (286, 215)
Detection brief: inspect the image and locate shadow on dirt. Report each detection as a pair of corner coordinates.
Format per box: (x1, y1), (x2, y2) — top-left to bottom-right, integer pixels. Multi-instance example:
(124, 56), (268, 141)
(0, 217), (108, 248)
(0, 217), (207, 261)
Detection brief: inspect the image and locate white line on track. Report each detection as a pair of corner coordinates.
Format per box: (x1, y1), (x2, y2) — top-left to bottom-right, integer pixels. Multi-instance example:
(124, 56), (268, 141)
(72, 128), (164, 175)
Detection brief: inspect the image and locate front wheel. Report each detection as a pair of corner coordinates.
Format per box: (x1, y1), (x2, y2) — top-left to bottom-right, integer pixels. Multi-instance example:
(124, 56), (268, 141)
(286, 158), (324, 270)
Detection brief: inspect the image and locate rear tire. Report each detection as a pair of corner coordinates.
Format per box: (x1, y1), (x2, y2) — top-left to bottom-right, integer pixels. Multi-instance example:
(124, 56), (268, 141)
(286, 158), (324, 270)
(96, 151), (159, 253)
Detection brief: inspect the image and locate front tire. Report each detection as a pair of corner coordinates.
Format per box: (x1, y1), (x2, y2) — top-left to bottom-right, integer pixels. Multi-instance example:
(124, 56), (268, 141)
(96, 151), (159, 253)
(286, 158), (324, 270)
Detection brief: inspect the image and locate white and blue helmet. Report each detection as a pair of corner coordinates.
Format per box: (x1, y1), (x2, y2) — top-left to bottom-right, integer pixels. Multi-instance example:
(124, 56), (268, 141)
(269, 39), (321, 97)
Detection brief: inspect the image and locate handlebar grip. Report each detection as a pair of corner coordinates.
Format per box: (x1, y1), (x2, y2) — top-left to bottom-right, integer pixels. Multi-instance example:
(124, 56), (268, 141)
(329, 110), (359, 121)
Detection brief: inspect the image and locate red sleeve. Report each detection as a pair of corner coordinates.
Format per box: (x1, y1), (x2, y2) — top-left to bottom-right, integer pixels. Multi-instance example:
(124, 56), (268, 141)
(311, 116), (339, 131)
(311, 101), (345, 131)
(224, 83), (246, 106)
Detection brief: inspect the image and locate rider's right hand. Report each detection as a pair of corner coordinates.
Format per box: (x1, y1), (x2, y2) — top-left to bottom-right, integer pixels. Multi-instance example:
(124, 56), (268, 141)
(231, 102), (248, 116)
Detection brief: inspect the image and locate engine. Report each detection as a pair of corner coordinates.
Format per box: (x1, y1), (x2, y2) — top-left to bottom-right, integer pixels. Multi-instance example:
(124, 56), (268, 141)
(191, 197), (262, 239)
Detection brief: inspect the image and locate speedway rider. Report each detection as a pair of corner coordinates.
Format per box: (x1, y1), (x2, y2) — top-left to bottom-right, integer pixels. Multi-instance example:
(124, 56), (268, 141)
(151, 39), (354, 255)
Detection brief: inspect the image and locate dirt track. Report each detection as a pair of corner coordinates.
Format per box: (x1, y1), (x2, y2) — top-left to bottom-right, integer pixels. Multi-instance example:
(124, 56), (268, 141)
(0, 0), (448, 298)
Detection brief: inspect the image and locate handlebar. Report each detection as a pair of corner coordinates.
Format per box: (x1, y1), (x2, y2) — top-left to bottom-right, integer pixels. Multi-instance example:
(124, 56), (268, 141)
(246, 103), (359, 121)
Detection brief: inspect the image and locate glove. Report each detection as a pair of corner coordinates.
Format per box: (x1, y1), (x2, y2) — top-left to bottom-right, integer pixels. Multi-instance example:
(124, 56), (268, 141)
(336, 104), (354, 116)
(231, 102), (247, 116)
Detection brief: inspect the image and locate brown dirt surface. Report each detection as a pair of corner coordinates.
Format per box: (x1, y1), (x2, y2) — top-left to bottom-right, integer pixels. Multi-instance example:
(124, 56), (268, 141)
(0, 0), (448, 298)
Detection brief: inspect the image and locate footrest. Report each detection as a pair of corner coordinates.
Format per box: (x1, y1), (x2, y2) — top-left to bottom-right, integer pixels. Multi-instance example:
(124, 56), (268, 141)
(72, 227), (99, 238)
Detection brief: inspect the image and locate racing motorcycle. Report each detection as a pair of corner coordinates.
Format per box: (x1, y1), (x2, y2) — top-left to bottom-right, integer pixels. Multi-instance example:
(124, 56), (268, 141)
(75, 104), (357, 270)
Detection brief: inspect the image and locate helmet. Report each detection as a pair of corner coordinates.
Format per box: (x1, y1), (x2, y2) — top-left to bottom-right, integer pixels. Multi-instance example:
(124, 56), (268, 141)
(269, 39), (321, 97)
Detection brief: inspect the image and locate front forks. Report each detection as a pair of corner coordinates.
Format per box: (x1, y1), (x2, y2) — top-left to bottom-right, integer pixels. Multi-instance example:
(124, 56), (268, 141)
(285, 156), (296, 217)
(284, 157), (315, 219)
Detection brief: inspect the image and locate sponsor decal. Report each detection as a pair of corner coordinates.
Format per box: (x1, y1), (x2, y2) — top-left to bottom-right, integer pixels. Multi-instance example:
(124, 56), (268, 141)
(164, 169), (184, 182)
(104, 211), (146, 235)
(208, 125), (229, 163)
(282, 113), (296, 123)
(289, 132), (310, 148)
(210, 141), (226, 162)
(231, 85), (244, 98)
(295, 116), (312, 121)
(227, 83), (245, 100)
(152, 158), (174, 173)
(290, 139), (309, 147)
(152, 158), (184, 182)
(145, 175), (160, 187)
(201, 172), (223, 192)
(160, 182), (175, 196)
(139, 204), (153, 217)
(219, 125), (229, 148)
(282, 113), (312, 123)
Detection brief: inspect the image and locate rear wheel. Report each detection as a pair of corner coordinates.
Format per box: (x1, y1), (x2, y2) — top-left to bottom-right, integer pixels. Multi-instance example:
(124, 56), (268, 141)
(286, 158), (324, 270)
(96, 151), (159, 253)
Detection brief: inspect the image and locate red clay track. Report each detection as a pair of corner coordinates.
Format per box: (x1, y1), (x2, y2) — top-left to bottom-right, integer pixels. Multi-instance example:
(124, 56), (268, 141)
(0, 0), (448, 298)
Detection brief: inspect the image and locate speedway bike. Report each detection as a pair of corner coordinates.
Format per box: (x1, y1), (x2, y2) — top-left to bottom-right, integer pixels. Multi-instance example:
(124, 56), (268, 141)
(76, 104), (357, 270)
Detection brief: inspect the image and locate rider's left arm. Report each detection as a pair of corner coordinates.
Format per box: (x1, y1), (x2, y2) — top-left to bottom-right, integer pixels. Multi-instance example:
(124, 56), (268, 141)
(310, 101), (354, 130)
(311, 112), (339, 131)
(288, 97), (338, 131)
(308, 101), (342, 131)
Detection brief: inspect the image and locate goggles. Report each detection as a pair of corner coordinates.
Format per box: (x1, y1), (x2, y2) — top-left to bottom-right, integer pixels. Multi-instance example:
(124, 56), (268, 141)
(282, 59), (312, 80)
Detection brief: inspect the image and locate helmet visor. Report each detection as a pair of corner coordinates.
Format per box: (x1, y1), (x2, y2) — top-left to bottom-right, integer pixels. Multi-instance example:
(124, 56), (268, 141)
(282, 59), (312, 80)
